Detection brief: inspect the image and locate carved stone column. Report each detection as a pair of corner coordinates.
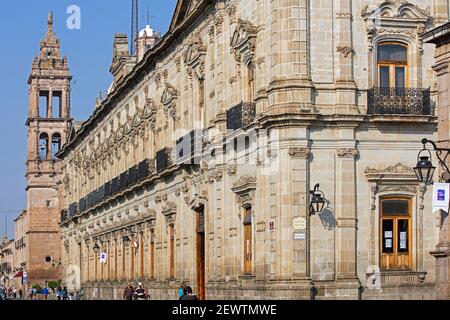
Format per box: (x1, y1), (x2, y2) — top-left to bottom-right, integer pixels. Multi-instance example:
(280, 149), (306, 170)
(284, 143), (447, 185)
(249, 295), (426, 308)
(434, 0), (449, 25)
(335, 0), (357, 114)
(335, 146), (359, 294)
(269, 0), (314, 113)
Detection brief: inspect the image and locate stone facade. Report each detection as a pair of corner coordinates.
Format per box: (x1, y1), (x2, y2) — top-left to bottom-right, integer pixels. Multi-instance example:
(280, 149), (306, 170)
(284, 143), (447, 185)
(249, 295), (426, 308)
(59, 0), (447, 300)
(423, 22), (450, 300)
(23, 13), (72, 287)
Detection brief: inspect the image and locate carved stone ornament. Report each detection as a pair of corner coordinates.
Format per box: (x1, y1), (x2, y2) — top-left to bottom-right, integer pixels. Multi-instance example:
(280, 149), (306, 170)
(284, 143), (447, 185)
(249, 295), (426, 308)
(161, 83), (178, 120)
(184, 34), (206, 80)
(231, 175), (257, 208)
(289, 147), (310, 159)
(362, 1), (431, 51)
(337, 46), (354, 58)
(365, 162), (416, 182)
(230, 19), (258, 64)
(337, 148), (359, 159)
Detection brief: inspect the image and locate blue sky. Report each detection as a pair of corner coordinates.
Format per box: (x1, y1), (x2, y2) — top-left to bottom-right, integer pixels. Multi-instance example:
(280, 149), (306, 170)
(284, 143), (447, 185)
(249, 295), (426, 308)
(0, 0), (177, 238)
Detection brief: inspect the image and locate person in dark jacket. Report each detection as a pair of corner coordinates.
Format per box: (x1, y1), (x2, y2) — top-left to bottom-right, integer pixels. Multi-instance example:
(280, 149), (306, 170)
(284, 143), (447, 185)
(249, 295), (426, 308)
(123, 283), (134, 301)
(180, 286), (198, 301)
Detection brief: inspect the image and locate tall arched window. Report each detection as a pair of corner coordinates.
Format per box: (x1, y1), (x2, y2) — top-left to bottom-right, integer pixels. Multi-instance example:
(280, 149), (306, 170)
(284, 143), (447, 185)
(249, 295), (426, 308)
(51, 133), (61, 159)
(39, 133), (49, 160)
(246, 62), (255, 102)
(377, 43), (408, 89)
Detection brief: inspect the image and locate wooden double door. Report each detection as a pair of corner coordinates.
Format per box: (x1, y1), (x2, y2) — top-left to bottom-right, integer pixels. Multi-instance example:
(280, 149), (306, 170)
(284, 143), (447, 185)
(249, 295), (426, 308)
(380, 197), (412, 270)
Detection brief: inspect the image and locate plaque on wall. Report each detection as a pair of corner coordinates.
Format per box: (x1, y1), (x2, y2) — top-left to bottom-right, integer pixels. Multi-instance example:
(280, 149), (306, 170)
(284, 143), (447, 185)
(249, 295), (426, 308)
(293, 232), (306, 240)
(293, 217), (306, 230)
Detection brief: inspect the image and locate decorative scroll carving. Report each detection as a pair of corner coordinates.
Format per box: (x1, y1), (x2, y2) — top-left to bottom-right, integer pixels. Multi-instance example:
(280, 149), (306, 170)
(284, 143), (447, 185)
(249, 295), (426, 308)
(288, 147), (310, 159)
(184, 34), (206, 80)
(337, 46), (354, 58)
(231, 175), (257, 209)
(161, 83), (178, 120)
(337, 148), (359, 159)
(230, 19), (257, 64)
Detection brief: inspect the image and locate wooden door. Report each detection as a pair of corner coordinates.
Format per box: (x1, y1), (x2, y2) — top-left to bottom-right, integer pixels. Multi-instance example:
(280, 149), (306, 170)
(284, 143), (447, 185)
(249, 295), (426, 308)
(196, 208), (206, 300)
(243, 208), (252, 275)
(150, 232), (155, 279)
(169, 225), (175, 278)
(380, 198), (412, 270)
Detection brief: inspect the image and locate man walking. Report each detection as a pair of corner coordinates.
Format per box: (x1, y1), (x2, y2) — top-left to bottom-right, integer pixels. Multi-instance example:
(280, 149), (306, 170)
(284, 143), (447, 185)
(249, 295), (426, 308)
(134, 282), (148, 300)
(123, 283), (134, 301)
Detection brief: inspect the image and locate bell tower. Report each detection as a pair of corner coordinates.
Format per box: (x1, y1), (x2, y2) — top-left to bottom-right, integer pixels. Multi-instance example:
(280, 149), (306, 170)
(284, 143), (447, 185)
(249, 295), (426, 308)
(25, 12), (72, 285)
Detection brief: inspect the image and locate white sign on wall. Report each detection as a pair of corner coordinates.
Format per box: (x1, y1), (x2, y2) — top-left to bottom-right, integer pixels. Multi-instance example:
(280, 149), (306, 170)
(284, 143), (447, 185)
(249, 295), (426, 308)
(432, 183), (450, 213)
(99, 252), (107, 264)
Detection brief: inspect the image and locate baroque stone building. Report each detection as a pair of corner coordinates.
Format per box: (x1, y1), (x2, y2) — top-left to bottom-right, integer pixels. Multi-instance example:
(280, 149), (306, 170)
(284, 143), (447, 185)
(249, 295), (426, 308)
(423, 21), (450, 300)
(23, 13), (72, 287)
(59, 0), (447, 299)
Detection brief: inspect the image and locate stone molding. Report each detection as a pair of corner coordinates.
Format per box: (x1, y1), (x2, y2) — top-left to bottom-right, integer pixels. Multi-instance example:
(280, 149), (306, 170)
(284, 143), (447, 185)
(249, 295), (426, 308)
(231, 175), (256, 209)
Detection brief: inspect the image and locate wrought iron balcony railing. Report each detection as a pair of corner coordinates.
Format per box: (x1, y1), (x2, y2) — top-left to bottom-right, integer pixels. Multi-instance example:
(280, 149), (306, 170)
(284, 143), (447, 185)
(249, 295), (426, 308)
(176, 130), (203, 165)
(227, 102), (256, 130)
(156, 148), (174, 172)
(62, 159), (155, 221)
(367, 87), (431, 116)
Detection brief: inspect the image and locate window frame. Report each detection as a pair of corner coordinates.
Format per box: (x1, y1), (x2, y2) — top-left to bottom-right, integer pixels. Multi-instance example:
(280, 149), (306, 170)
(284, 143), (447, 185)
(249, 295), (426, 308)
(377, 42), (409, 89)
(379, 196), (413, 271)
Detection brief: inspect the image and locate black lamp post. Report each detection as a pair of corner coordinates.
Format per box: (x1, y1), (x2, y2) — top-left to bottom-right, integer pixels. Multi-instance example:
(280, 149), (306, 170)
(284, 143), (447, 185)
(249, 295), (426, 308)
(415, 138), (450, 183)
(309, 184), (326, 215)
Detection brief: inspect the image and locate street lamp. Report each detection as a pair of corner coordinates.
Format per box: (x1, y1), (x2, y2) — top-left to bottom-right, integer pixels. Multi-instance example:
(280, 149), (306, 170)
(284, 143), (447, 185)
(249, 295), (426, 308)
(122, 235), (131, 247)
(309, 184), (326, 215)
(415, 138), (450, 184)
(93, 243), (100, 254)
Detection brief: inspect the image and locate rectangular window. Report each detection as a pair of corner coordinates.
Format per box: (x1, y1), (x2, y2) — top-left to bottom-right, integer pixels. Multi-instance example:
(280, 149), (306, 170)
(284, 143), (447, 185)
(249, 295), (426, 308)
(380, 198), (412, 270)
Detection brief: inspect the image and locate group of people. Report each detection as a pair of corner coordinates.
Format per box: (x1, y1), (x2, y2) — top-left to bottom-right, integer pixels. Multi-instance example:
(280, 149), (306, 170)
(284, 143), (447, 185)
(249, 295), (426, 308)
(0, 285), (23, 300)
(122, 281), (199, 301)
(123, 282), (149, 300)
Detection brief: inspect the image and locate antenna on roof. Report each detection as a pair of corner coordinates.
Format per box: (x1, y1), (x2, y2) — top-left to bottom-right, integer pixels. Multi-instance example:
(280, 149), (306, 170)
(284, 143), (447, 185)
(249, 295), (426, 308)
(131, 0), (139, 55)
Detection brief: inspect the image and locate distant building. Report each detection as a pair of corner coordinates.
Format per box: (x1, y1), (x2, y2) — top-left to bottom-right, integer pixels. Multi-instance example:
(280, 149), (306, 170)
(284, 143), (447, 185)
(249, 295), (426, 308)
(0, 236), (14, 288)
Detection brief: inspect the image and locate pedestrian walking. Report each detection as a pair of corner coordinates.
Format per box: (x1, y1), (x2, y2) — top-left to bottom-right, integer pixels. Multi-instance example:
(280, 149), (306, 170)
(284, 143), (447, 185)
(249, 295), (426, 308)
(18, 288), (23, 300)
(75, 291), (81, 300)
(179, 281), (186, 299)
(12, 287), (17, 299)
(32, 287), (37, 300)
(56, 286), (62, 300)
(62, 286), (69, 300)
(42, 286), (49, 300)
(123, 283), (134, 301)
(180, 286), (198, 301)
(0, 285), (6, 300)
(134, 282), (147, 300)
